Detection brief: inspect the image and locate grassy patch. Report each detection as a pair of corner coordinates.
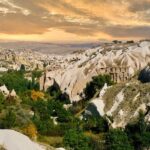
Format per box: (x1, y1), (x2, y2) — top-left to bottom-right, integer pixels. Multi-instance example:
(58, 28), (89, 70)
(103, 83), (125, 112)
(38, 135), (63, 147)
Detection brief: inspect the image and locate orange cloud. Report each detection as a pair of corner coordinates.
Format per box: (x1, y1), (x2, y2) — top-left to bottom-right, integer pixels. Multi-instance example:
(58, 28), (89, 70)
(0, 0), (150, 42)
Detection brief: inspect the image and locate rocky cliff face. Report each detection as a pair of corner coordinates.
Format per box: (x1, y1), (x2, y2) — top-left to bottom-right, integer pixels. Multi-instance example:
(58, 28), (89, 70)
(40, 41), (150, 102)
(86, 81), (150, 128)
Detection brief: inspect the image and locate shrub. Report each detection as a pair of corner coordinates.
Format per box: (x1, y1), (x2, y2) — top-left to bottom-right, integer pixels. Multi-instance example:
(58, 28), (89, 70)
(31, 90), (44, 101)
(83, 116), (109, 133)
(63, 129), (92, 150)
(1, 109), (16, 129)
(105, 129), (133, 150)
(24, 123), (37, 139)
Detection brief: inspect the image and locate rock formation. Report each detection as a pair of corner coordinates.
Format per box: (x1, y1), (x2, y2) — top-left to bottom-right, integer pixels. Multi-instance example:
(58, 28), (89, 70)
(40, 41), (150, 102)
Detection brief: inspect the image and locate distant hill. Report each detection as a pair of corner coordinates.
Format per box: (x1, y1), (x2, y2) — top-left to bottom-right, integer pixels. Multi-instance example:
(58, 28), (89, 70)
(0, 41), (100, 55)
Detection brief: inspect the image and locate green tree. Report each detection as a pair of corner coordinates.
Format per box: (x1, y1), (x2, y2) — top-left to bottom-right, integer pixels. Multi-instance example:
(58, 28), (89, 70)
(32, 70), (42, 78)
(63, 129), (91, 150)
(125, 112), (150, 150)
(32, 100), (49, 121)
(105, 129), (133, 150)
(33, 116), (54, 135)
(0, 93), (5, 112)
(84, 74), (113, 100)
(83, 116), (109, 133)
(0, 71), (29, 93)
(1, 110), (16, 129)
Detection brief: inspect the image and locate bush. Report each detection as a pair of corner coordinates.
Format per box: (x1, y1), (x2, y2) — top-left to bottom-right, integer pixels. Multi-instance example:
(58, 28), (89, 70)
(31, 90), (44, 101)
(24, 123), (37, 139)
(83, 116), (109, 133)
(1, 109), (16, 129)
(105, 129), (133, 150)
(0, 93), (5, 112)
(33, 117), (59, 136)
(63, 129), (92, 150)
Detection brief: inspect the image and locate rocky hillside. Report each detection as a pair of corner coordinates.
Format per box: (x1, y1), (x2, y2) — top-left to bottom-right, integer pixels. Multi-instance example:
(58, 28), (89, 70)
(40, 41), (150, 102)
(86, 80), (150, 128)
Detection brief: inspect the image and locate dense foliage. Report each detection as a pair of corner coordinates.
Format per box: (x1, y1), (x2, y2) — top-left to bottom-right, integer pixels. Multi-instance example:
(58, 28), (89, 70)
(0, 71), (29, 93)
(0, 70), (40, 93)
(84, 74), (114, 99)
(63, 129), (92, 150)
(0, 71), (149, 150)
(125, 112), (150, 150)
(105, 129), (133, 150)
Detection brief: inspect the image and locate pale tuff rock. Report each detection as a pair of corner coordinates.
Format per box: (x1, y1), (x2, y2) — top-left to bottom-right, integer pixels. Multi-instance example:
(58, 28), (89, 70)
(0, 85), (17, 97)
(10, 89), (16, 97)
(0, 129), (65, 150)
(91, 99), (105, 116)
(0, 85), (9, 96)
(133, 104), (147, 117)
(90, 83), (109, 116)
(63, 104), (72, 110)
(99, 83), (109, 98)
(51, 117), (58, 125)
(40, 41), (150, 102)
(107, 89), (124, 116)
(133, 93), (140, 102)
(0, 130), (45, 150)
(0, 67), (8, 72)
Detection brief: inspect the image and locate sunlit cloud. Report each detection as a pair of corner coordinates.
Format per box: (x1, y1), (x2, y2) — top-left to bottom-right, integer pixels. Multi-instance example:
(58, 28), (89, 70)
(0, 0), (150, 42)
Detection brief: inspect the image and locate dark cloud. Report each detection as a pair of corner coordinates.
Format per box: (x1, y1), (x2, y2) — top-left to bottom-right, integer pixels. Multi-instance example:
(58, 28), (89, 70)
(128, 0), (150, 12)
(103, 25), (150, 38)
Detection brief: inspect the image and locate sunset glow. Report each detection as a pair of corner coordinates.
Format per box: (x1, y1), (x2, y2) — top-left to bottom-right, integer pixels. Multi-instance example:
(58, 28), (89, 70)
(1, 0), (150, 42)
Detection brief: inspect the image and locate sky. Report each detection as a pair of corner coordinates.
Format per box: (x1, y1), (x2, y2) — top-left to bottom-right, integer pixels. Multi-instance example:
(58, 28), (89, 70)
(0, 0), (150, 43)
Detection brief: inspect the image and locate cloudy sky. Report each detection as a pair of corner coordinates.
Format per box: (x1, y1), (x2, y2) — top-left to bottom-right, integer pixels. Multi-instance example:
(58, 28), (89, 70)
(0, 0), (150, 42)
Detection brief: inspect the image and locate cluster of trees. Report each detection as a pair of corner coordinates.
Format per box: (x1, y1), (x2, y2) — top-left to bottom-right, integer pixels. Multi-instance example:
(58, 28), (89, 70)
(0, 71), (29, 93)
(125, 113), (150, 150)
(83, 116), (109, 134)
(47, 81), (70, 104)
(63, 113), (150, 150)
(32, 98), (74, 136)
(105, 129), (133, 150)
(63, 129), (92, 150)
(0, 70), (41, 94)
(84, 74), (113, 100)
(0, 71), (150, 150)
(0, 109), (16, 129)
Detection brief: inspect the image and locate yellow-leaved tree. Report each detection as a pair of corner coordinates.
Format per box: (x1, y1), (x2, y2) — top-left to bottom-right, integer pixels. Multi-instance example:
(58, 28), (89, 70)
(31, 90), (44, 101)
(24, 123), (37, 140)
